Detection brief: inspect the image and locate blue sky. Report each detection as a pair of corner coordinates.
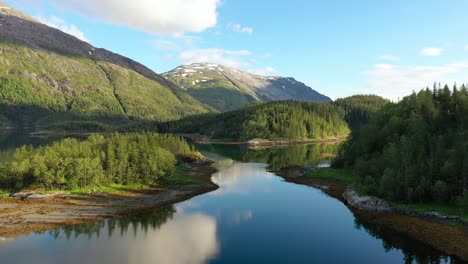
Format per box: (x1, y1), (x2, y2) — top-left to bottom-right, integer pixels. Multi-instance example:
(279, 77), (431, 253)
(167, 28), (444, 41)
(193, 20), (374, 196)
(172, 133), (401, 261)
(6, 0), (468, 100)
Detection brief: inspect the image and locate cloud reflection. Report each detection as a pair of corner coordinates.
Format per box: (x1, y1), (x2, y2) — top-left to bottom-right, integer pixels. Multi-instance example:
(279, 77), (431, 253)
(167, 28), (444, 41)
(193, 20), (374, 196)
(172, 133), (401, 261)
(0, 212), (219, 264)
(209, 161), (274, 196)
(126, 213), (219, 264)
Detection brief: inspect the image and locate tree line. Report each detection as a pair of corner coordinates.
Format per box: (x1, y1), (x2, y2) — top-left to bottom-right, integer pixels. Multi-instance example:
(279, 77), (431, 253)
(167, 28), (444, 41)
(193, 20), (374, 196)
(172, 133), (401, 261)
(158, 96), (388, 141)
(160, 101), (355, 141)
(334, 85), (468, 207)
(0, 133), (198, 191)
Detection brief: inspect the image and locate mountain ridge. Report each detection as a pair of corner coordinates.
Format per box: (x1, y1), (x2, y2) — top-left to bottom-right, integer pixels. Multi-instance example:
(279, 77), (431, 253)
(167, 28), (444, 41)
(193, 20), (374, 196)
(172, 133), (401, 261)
(0, 4), (213, 129)
(163, 63), (332, 112)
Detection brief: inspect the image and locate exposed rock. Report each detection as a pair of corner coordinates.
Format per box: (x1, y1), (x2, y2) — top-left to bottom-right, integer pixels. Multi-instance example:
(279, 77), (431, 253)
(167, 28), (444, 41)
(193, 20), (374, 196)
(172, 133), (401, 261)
(342, 187), (393, 212)
(402, 210), (462, 222)
(12, 192), (70, 200)
(27, 192), (69, 200)
(164, 63), (332, 111)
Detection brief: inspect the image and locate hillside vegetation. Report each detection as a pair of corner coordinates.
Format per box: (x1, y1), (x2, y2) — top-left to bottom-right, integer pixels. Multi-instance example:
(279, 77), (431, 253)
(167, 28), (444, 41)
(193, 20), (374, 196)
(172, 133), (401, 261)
(161, 101), (351, 141)
(0, 43), (211, 129)
(334, 86), (468, 208)
(334, 95), (390, 130)
(0, 6), (212, 130)
(159, 95), (388, 141)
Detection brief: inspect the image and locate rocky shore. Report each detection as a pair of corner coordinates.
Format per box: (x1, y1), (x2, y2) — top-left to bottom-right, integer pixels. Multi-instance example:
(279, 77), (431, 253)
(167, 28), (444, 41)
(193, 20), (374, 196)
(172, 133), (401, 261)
(342, 187), (393, 212)
(0, 160), (218, 238)
(178, 133), (345, 147)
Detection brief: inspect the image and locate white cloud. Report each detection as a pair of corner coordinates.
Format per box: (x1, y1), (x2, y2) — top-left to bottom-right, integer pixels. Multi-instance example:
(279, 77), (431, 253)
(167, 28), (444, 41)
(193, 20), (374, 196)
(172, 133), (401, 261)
(465, 45), (468, 50)
(377, 55), (400, 62)
(362, 62), (468, 100)
(248, 67), (277, 76)
(153, 39), (179, 51)
(229, 23), (254, 34)
(421, 47), (442, 57)
(172, 34), (201, 46)
(39, 15), (89, 42)
(31, 0), (220, 35)
(179, 48), (252, 68)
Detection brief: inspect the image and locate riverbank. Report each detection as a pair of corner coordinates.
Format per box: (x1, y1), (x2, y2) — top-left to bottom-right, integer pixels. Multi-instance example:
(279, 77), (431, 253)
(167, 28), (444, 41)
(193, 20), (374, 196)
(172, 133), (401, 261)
(275, 166), (468, 261)
(178, 133), (345, 147)
(0, 160), (218, 238)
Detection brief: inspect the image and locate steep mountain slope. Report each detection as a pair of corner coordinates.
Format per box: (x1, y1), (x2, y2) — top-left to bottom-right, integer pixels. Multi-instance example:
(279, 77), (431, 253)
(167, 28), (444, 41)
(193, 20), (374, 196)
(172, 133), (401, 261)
(163, 63), (332, 112)
(0, 2), (212, 129)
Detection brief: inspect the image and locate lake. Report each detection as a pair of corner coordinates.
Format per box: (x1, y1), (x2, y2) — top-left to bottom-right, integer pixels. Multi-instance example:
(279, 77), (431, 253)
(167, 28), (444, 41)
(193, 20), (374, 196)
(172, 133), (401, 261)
(0, 133), (456, 264)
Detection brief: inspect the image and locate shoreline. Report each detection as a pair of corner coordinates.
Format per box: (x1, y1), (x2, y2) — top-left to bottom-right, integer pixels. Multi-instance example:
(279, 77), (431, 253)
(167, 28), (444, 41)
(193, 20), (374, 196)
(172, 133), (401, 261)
(0, 160), (219, 239)
(274, 166), (468, 261)
(178, 133), (346, 147)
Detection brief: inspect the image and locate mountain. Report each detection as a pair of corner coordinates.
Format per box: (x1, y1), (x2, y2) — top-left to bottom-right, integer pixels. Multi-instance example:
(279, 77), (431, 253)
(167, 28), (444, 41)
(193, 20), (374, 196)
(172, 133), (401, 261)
(163, 63), (332, 112)
(0, 2), (212, 130)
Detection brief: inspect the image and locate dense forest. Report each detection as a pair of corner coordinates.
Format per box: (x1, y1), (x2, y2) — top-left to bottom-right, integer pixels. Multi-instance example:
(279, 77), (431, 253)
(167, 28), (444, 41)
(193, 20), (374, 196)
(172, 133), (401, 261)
(160, 101), (351, 141)
(334, 86), (468, 207)
(334, 95), (390, 130)
(0, 133), (199, 191)
(158, 96), (387, 141)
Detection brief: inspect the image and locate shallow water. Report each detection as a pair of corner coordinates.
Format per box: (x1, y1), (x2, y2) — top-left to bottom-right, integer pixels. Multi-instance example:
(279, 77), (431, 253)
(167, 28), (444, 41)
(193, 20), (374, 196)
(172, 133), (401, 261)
(0, 137), (455, 264)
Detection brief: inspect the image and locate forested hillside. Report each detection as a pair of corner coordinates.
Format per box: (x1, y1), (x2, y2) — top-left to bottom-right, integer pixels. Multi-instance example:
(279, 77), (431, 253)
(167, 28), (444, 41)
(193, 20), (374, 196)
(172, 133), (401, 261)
(0, 5), (212, 130)
(334, 86), (468, 206)
(160, 101), (351, 141)
(334, 95), (390, 130)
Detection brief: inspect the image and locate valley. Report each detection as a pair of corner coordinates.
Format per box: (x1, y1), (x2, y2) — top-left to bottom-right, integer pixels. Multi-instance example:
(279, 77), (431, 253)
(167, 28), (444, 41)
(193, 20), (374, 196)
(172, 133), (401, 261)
(0, 1), (467, 263)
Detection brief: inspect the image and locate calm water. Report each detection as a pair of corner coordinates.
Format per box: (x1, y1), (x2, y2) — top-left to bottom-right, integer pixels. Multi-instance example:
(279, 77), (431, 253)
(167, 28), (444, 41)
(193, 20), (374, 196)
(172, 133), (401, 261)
(0, 133), (457, 264)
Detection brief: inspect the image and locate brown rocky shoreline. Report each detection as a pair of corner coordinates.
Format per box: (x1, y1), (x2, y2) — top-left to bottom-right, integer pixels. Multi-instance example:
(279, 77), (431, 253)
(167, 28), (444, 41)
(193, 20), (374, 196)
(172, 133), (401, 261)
(0, 160), (218, 239)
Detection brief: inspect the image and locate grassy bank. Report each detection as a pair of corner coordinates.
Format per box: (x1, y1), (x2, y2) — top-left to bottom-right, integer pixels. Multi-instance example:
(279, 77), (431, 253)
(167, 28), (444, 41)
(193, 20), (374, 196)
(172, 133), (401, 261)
(160, 166), (201, 186)
(304, 168), (468, 222)
(304, 168), (355, 184)
(393, 203), (468, 222)
(0, 165), (201, 197)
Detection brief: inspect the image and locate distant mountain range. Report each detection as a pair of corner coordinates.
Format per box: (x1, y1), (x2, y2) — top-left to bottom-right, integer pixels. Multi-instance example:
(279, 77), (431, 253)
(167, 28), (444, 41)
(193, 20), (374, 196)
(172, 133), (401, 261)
(164, 63), (331, 112)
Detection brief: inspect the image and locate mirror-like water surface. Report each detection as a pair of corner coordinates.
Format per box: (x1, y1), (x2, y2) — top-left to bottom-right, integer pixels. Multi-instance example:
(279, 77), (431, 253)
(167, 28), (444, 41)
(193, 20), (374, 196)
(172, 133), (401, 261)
(0, 133), (456, 263)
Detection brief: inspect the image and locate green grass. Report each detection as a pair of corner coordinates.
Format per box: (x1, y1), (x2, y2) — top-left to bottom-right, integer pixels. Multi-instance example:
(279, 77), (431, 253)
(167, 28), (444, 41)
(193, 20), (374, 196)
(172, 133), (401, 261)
(0, 189), (10, 198)
(161, 166), (200, 186)
(392, 203), (468, 222)
(70, 183), (151, 196)
(304, 167), (355, 184)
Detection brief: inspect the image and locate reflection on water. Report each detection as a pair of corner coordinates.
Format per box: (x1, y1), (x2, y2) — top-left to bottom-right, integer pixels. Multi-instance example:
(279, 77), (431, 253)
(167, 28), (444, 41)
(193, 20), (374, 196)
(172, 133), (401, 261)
(210, 162), (274, 196)
(0, 139), (459, 263)
(354, 217), (453, 264)
(197, 143), (340, 170)
(1, 207), (219, 264)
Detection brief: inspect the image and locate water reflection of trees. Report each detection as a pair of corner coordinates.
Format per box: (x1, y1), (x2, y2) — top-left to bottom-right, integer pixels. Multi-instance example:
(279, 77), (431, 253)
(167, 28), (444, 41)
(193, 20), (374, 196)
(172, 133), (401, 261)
(353, 215), (457, 264)
(196, 143), (340, 170)
(43, 206), (176, 240)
